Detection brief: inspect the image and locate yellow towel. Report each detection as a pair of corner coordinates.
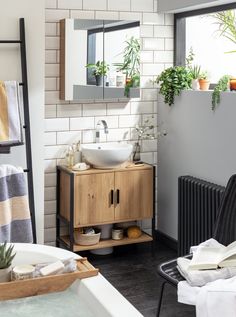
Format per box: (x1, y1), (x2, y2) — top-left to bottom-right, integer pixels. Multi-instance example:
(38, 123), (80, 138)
(0, 81), (9, 142)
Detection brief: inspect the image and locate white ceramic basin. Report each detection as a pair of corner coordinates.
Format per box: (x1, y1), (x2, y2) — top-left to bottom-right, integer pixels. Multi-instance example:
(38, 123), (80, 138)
(82, 142), (133, 169)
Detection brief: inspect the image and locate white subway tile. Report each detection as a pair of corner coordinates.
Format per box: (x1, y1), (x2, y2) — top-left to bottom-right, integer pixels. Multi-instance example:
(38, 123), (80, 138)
(143, 13), (164, 25)
(140, 25), (153, 38)
(58, 0), (82, 9)
(57, 131), (81, 145)
(154, 25), (174, 38)
(45, 78), (57, 91)
(107, 102), (130, 115)
(70, 10), (95, 19)
(45, 91), (62, 105)
(108, 0), (130, 11)
(83, 0), (107, 10)
(46, 9), (69, 22)
(143, 63), (164, 76)
(131, 0), (153, 12)
(45, 187), (56, 201)
(45, 214), (56, 229)
(154, 0), (158, 12)
(45, 50), (57, 63)
(45, 173), (57, 187)
(165, 14), (174, 26)
(44, 228), (56, 243)
(44, 159), (57, 173)
(140, 152), (154, 164)
(45, 145), (67, 160)
(45, 0), (57, 9)
(46, 23), (57, 36)
(153, 151), (157, 164)
(44, 200), (57, 215)
(70, 117), (94, 130)
(45, 64), (59, 77)
(154, 51), (174, 63)
(141, 218), (152, 229)
(96, 116), (118, 128)
(131, 101), (153, 114)
(45, 118), (69, 132)
(82, 130), (95, 143)
(44, 132), (57, 145)
(83, 103), (106, 116)
(57, 104), (82, 117)
(119, 12), (142, 22)
(140, 76), (154, 88)
(45, 104), (57, 118)
(142, 139), (157, 152)
(119, 115), (141, 128)
(142, 113), (157, 124)
(165, 38), (174, 50)
(143, 38), (164, 50)
(141, 89), (158, 101)
(107, 128), (130, 142)
(140, 51), (153, 63)
(95, 11), (119, 20)
(46, 37), (60, 50)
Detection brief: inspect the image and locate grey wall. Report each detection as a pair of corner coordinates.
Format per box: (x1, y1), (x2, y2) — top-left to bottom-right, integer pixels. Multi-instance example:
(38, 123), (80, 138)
(158, 0), (236, 13)
(157, 91), (236, 239)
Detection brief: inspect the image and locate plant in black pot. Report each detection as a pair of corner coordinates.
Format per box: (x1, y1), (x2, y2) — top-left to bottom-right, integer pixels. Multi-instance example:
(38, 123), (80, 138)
(86, 61), (110, 86)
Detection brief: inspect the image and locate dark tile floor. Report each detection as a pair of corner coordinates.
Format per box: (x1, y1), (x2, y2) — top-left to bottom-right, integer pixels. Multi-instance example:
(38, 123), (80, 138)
(83, 242), (195, 317)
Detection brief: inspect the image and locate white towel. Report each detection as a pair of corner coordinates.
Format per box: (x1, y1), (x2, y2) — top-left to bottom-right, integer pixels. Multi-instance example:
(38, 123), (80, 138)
(0, 81), (23, 147)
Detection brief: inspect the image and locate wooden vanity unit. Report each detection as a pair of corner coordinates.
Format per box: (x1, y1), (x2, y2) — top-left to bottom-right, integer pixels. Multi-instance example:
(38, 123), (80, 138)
(56, 164), (155, 252)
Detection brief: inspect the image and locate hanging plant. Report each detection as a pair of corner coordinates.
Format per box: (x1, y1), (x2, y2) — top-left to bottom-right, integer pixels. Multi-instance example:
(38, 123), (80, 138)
(212, 75), (230, 111)
(156, 66), (192, 106)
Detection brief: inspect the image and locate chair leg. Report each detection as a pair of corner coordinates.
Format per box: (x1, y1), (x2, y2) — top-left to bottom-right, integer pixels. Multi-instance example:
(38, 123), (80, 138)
(156, 281), (166, 317)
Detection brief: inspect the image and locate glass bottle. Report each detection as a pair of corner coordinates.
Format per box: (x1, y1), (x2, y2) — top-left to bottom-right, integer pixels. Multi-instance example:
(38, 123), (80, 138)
(133, 142), (141, 162)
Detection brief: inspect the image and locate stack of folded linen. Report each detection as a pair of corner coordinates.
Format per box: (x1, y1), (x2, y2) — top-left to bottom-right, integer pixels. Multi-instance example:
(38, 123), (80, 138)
(0, 81), (23, 148)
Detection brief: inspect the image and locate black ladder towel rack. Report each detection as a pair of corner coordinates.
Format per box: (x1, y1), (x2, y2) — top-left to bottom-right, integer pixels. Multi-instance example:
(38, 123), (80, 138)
(0, 18), (36, 243)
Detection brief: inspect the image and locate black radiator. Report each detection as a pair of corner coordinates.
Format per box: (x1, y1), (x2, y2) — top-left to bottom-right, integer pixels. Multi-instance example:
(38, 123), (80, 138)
(178, 176), (225, 256)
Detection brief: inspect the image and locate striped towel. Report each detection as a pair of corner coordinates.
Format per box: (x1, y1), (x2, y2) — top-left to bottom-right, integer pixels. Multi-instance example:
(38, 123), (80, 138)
(0, 81), (23, 147)
(0, 165), (33, 243)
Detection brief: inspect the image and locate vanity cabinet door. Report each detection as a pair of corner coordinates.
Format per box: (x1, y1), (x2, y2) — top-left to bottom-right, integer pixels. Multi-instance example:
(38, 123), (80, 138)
(114, 169), (153, 221)
(74, 172), (114, 226)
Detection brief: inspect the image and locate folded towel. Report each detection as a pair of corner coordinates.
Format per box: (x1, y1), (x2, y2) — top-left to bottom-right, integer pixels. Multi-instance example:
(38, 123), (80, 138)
(178, 281), (200, 305)
(177, 257), (236, 287)
(0, 165), (33, 243)
(0, 81), (23, 147)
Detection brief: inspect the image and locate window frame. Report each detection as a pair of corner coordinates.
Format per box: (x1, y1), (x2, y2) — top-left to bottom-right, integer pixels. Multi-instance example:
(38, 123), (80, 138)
(174, 3), (236, 68)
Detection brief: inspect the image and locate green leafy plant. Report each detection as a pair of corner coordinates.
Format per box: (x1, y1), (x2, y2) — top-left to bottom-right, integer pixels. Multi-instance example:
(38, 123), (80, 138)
(86, 61), (110, 76)
(156, 66), (192, 106)
(0, 242), (16, 269)
(212, 75), (230, 110)
(199, 71), (209, 80)
(190, 65), (202, 80)
(209, 10), (236, 53)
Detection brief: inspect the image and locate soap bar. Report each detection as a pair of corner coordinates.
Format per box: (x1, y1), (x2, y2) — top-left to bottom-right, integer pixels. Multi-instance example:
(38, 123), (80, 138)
(39, 260), (65, 276)
(12, 265), (35, 280)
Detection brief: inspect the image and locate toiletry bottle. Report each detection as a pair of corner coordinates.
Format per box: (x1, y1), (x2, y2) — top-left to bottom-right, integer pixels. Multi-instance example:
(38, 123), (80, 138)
(74, 141), (82, 164)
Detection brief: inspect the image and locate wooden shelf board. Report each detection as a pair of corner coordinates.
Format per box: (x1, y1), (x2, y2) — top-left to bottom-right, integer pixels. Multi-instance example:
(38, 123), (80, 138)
(61, 233), (153, 252)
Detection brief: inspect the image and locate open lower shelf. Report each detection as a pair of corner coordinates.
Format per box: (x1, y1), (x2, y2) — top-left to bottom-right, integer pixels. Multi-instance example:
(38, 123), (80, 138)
(61, 232), (153, 252)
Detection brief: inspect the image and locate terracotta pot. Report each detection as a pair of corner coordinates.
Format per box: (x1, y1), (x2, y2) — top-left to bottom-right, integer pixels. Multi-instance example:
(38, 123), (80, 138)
(0, 267), (11, 282)
(198, 79), (210, 91)
(230, 78), (236, 91)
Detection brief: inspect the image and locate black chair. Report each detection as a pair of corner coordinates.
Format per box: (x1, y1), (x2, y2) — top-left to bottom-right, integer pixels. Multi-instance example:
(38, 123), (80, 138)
(156, 174), (236, 317)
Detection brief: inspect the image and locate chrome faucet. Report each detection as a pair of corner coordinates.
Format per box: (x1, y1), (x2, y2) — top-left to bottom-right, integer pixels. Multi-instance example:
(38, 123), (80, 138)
(95, 120), (109, 143)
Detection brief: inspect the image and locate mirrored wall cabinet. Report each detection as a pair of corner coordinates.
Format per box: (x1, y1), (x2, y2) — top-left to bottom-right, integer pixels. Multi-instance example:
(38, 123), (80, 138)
(60, 19), (140, 101)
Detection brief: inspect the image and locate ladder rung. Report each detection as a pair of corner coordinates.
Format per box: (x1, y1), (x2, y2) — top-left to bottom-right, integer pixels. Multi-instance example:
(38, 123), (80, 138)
(0, 40), (21, 44)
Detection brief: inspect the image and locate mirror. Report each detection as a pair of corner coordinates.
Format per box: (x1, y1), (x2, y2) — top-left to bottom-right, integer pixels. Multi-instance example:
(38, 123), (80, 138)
(60, 19), (140, 100)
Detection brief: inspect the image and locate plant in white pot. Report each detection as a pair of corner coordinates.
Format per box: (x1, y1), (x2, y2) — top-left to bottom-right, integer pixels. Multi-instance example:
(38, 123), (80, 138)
(190, 65), (201, 90)
(0, 242), (16, 282)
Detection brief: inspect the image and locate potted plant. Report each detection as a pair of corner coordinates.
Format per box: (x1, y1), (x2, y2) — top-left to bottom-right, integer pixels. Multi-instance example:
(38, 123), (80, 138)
(113, 36), (140, 97)
(0, 242), (16, 282)
(190, 65), (201, 90)
(212, 75), (230, 110)
(86, 61), (110, 86)
(156, 66), (192, 106)
(198, 71), (210, 90)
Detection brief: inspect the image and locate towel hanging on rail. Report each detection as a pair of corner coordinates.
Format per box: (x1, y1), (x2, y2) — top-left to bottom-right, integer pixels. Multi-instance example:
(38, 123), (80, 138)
(0, 81), (23, 147)
(0, 164), (33, 243)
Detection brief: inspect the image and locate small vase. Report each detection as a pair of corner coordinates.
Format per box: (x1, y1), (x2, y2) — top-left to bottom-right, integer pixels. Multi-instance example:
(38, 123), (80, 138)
(199, 79), (210, 91)
(95, 75), (106, 86)
(0, 266), (11, 282)
(191, 79), (199, 90)
(230, 78), (236, 91)
(133, 142), (141, 162)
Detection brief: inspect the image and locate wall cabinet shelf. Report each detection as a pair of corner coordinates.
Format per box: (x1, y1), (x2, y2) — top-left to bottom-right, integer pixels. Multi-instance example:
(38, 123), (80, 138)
(56, 164), (155, 252)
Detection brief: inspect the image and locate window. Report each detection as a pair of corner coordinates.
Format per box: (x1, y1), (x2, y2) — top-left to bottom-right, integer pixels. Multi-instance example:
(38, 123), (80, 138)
(175, 3), (236, 83)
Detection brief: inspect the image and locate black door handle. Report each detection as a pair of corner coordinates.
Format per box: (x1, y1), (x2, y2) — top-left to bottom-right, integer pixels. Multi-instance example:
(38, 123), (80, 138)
(116, 189), (120, 204)
(111, 190), (114, 205)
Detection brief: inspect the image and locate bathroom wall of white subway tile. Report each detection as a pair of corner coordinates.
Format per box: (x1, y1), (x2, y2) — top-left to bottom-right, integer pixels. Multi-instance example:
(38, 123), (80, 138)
(44, 0), (174, 245)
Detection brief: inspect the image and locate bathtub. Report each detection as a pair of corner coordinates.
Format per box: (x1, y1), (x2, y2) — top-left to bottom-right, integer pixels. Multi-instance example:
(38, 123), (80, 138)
(2, 243), (143, 317)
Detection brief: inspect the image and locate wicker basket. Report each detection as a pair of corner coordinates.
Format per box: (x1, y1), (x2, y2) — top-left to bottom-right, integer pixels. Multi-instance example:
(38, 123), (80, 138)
(74, 229), (101, 246)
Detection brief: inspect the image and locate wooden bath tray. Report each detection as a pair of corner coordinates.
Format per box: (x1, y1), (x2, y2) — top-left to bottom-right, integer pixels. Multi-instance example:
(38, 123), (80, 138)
(0, 257), (98, 301)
